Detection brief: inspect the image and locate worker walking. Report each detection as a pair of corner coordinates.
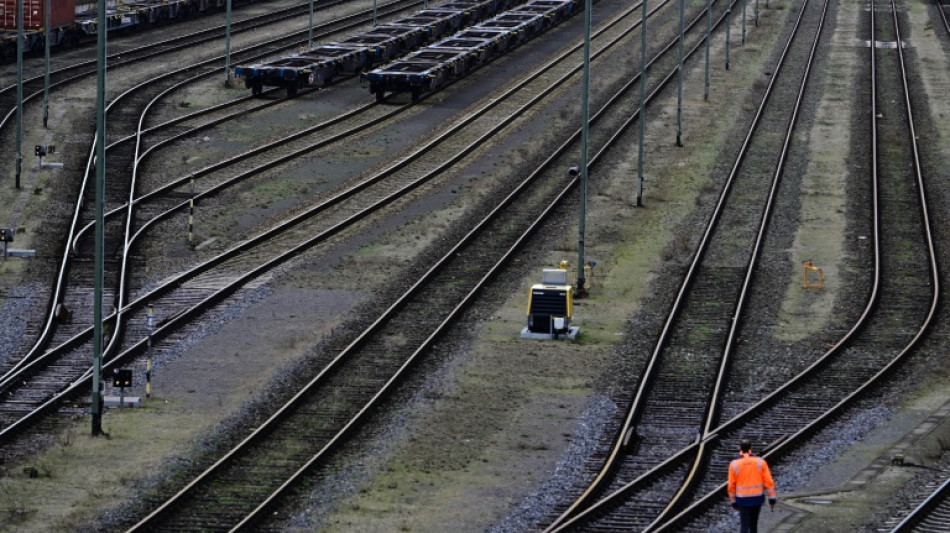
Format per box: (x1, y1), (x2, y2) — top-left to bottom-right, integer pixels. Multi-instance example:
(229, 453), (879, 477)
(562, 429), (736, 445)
(728, 438), (777, 533)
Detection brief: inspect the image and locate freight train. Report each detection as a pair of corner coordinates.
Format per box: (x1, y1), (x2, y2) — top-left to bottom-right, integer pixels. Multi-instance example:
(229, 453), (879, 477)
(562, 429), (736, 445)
(364, 0), (575, 101)
(233, 0), (518, 97)
(0, 0), (239, 61)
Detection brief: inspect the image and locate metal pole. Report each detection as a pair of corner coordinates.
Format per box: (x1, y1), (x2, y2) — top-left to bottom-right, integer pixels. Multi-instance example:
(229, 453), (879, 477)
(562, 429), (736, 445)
(754, 0), (759, 26)
(92, 0), (107, 437)
(43, 0), (51, 128)
(373, 0), (378, 26)
(308, 0), (314, 49)
(675, 0), (684, 147)
(576, 0), (592, 292)
(15, 0), (23, 189)
(188, 178), (195, 244)
(741, 0), (746, 44)
(725, 5), (731, 70)
(146, 304), (154, 398)
(636, 0), (647, 207)
(704, 0), (710, 100)
(225, 0), (232, 83)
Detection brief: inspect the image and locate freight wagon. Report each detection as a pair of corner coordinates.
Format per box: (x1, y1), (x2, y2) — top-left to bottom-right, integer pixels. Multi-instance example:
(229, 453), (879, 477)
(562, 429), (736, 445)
(364, 0), (576, 102)
(0, 0), (239, 61)
(233, 0), (516, 97)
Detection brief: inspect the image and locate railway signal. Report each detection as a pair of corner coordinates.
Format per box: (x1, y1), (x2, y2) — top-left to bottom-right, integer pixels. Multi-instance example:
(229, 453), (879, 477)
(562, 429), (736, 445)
(1, 227), (13, 259)
(112, 368), (133, 388)
(35, 145), (63, 169)
(112, 368), (133, 408)
(34, 144), (54, 156)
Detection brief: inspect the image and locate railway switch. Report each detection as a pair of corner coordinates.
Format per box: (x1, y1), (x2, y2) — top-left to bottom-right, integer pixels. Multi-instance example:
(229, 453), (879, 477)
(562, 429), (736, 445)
(1, 228), (12, 258)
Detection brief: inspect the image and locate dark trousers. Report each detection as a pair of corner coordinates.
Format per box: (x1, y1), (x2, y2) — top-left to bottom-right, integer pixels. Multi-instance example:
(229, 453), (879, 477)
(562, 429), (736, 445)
(738, 504), (762, 533)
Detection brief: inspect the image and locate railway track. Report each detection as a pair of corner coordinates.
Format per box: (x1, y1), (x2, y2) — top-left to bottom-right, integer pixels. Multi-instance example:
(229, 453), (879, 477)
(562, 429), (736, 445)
(0, 0), (433, 430)
(0, 0), (738, 469)
(1, 0), (425, 359)
(1, 0), (703, 417)
(939, 0), (950, 39)
(0, 0), (944, 528)
(0, 0), (409, 137)
(887, 473), (950, 532)
(549, 0), (940, 529)
(0, 0), (679, 447)
(77, 0), (762, 529)
(542, 0), (836, 528)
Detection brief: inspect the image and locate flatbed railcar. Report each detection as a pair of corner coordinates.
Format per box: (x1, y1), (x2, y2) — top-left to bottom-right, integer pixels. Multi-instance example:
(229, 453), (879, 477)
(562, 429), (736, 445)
(233, 0), (517, 97)
(0, 0), (247, 62)
(363, 29), (510, 101)
(364, 0), (575, 102)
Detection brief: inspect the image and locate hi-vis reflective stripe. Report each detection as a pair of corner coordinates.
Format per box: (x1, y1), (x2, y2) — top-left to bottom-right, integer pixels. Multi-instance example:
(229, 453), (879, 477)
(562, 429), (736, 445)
(732, 458), (764, 475)
(729, 454), (778, 502)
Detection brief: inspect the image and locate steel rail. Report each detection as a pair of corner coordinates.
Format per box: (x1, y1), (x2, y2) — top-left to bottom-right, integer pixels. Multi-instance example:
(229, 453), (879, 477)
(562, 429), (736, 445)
(0, 0), (333, 72)
(0, 60), (216, 384)
(544, 0), (801, 525)
(938, 0), (950, 38)
(0, 84), (287, 390)
(560, 0), (942, 526)
(0, 97), (390, 410)
(121, 0), (724, 528)
(0, 0), (662, 444)
(889, 475), (950, 532)
(101, 0), (684, 381)
(9, 0), (656, 382)
(649, 0), (941, 527)
(550, 0), (917, 526)
(0, 0), (373, 135)
(219, 0), (765, 527)
(70, 86), (316, 247)
(645, 0), (831, 527)
(1, 0), (423, 383)
(96, 83), (398, 379)
(70, 85), (371, 249)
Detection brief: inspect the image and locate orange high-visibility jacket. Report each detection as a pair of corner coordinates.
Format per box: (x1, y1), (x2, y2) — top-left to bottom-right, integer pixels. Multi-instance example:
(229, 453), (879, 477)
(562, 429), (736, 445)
(728, 453), (777, 506)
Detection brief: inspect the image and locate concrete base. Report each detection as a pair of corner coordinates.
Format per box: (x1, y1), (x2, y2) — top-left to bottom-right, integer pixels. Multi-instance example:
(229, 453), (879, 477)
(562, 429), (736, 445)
(104, 396), (142, 408)
(520, 326), (579, 340)
(5, 249), (36, 258)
